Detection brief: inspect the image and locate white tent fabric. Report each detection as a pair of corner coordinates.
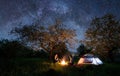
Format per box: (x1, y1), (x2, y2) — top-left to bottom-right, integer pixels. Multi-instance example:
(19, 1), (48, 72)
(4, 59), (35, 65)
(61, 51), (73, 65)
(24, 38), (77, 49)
(77, 54), (103, 65)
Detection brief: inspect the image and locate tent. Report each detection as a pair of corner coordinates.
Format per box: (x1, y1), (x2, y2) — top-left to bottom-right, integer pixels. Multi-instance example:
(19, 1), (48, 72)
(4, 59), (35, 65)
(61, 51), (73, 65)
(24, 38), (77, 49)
(77, 54), (103, 65)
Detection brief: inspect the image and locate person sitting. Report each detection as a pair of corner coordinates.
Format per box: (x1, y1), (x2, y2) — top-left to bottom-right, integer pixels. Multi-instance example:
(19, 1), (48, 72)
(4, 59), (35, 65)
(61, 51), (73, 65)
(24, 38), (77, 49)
(54, 54), (60, 63)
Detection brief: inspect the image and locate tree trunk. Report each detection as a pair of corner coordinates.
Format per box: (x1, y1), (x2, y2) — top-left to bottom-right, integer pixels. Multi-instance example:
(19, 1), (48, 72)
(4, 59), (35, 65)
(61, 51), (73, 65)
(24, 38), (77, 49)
(108, 50), (114, 62)
(50, 49), (53, 61)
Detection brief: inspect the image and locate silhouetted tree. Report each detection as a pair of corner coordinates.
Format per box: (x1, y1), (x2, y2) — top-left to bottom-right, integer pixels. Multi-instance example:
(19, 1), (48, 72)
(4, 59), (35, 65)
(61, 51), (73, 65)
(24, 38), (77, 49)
(0, 39), (33, 59)
(12, 20), (77, 60)
(77, 44), (85, 56)
(85, 14), (120, 62)
(77, 43), (92, 57)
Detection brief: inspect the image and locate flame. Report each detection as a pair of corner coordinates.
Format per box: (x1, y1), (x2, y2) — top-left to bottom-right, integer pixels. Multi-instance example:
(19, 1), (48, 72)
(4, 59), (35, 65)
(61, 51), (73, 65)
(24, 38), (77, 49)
(60, 60), (68, 66)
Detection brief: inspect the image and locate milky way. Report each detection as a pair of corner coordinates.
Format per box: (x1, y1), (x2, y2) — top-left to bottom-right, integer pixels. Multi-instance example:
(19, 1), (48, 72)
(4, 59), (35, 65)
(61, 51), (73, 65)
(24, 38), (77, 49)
(0, 0), (120, 40)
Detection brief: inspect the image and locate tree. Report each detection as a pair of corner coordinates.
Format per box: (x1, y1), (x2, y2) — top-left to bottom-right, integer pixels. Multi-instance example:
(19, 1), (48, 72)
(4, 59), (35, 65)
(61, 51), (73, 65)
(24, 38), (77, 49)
(12, 20), (77, 60)
(85, 14), (120, 61)
(77, 43), (92, 57)
(0, 39), (34, 59)
(77, 44), (85, 56)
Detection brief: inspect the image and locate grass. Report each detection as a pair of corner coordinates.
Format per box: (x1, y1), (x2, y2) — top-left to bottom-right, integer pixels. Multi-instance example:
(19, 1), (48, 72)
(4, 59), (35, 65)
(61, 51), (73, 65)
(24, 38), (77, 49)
(0, 58), (120, 76)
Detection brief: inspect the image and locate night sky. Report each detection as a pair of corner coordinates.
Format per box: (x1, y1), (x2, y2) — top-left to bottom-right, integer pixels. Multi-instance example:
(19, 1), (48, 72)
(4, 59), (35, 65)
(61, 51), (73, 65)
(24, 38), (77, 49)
(0, 0), (120, 40)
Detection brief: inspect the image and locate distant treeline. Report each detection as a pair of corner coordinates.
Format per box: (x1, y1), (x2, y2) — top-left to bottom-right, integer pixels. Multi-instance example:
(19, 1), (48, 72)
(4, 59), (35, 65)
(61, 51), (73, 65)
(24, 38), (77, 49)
(0, 39), (49, 59)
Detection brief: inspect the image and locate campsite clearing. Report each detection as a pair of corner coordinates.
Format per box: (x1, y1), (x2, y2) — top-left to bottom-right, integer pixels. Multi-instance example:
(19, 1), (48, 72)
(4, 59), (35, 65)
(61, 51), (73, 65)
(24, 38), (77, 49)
(0, 58), (120, 76)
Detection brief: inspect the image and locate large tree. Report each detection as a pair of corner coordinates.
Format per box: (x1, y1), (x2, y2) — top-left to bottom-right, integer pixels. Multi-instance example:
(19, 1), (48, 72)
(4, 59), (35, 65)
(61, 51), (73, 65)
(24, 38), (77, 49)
(85, 14), (120, 61)
(12, 20), (77, 60)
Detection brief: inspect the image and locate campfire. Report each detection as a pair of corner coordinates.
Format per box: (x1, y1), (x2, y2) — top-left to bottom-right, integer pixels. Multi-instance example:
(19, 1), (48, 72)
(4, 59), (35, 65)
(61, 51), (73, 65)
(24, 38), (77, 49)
(54, 54), (71, 66)
(60, 59), (68, 66)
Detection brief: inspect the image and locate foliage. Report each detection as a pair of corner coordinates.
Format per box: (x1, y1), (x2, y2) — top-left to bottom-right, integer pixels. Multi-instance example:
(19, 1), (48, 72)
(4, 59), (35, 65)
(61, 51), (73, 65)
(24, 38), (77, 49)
(0, 39), (34, 59)
(77, 43), (92, 57)
(12, 20), (77, 58)
(52, 42), (69, 58)
(32, 49), (49, 58)
(85, 14), (120, 60)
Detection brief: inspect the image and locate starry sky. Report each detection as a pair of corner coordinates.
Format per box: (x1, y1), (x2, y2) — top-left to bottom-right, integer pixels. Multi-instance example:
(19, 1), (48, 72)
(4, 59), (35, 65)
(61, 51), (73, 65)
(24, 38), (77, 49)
(0, 0), (120, 40)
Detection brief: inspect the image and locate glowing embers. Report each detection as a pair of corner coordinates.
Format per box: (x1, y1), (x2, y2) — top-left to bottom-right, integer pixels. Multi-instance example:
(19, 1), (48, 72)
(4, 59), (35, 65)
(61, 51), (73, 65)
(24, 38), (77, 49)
(60, 59), (68, 66)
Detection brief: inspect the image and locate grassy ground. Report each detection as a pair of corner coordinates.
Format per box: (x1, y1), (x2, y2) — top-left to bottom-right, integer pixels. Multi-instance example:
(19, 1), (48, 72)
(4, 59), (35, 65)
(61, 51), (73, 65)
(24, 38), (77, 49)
(0, 58), (120, 76)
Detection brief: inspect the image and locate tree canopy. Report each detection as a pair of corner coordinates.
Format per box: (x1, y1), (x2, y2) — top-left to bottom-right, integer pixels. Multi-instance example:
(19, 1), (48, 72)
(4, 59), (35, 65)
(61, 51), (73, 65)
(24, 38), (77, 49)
(85, 14), (120, 59)
(77, 43), (92, 57)
(12, 20), (77, 58)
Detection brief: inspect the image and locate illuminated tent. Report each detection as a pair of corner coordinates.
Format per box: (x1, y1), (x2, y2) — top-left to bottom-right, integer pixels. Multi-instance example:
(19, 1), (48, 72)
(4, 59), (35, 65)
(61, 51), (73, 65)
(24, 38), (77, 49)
(77, 54), (103, 65)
